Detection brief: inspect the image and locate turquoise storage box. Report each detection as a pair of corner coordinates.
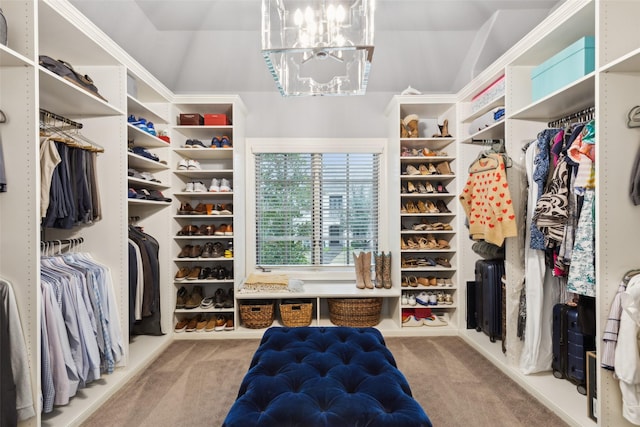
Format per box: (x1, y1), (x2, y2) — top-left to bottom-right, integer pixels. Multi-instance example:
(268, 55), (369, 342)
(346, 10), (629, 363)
(531, 36), (595, 101)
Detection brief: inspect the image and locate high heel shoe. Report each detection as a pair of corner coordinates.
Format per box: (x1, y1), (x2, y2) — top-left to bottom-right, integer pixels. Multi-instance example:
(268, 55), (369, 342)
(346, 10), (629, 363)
(436, 200), (451, 213)
(419, 164), (430, 175)
(436, 162), (453, 175)
(406, 201), (419, 213)
(428, 163), (438, 175)
(426, 201), (439, 213)
(407, 181), (417, 193)
(416, 182), (429, 194)
(425, 182), (435, 193)
(417, 200), (429, 213)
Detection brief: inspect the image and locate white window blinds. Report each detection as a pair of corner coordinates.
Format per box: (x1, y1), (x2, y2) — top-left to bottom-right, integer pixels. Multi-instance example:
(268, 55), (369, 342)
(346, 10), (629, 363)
(255, 152), (379, 266)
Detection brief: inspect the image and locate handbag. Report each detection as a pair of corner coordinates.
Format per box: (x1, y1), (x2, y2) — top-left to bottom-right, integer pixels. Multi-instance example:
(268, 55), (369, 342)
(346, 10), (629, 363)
(38, 55), (107, 102)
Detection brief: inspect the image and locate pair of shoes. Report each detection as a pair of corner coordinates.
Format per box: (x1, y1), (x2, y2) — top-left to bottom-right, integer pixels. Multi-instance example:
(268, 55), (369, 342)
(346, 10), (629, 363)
(436, 162), (454, 175)
(416, 291), (438, 306)
(184, 181), (207, 192)
(211, 136), (232, 148)
(177, 224), (200, 236)
(177, 202), (194, 215)
(177, 244), (203, 258)
(132, 146), (159, 161)
(423, 314), (448, 326)
(174, 266), (203, 281)
(214, 224), (233, 236)
(183, 139), (208, 148)
(209, 178), (232, 192)
(184, 285), (204, 309)
(201, 241), (225, 258)
(177, 159), (201, 170)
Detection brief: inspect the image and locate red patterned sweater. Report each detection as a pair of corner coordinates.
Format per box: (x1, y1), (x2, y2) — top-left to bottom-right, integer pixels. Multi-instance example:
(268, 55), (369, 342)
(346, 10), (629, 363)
(459, 153), (517, 246)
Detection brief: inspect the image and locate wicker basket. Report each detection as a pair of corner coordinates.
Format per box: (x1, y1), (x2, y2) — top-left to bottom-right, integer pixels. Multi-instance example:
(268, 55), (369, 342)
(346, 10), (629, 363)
(279, 300), (313, 327)
(328, 297), (382, 327)
(240, 300), (275, 329)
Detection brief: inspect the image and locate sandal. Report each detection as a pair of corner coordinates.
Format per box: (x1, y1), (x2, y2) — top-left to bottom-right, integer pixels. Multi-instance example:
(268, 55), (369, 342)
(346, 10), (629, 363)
(437, 239), (450, 249)
(422, 147), (436, 157)
(435, 257), (451, 268)
(407, 237), (419, 249)
(401, 276), (409, 287)
(401, 237), (409, 250)
(408, 276), (418, 287)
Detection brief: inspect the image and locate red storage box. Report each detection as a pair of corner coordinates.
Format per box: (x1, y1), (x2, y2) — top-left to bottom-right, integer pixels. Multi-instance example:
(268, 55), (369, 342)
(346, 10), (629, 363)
(204, 114), (230, 125)
(179, 113), (204, 125)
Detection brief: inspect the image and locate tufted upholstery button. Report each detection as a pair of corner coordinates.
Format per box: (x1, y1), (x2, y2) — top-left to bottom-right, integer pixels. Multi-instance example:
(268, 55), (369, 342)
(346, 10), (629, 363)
(224, 327), (432, 427)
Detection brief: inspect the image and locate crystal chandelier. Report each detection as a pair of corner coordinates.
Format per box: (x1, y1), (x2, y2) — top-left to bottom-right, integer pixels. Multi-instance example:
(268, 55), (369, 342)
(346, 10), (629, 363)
(261, 0), (375, 97)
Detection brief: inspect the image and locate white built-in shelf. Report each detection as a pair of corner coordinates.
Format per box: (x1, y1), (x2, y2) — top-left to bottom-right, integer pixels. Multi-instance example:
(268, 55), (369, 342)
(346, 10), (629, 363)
(235, 282), (400, 300)
(173, 257), (234, 262)
(39, 68), (123, 117)
(127, 176), (169, 190)
(173, 147), (233, 160)
(127, 199), (170, 207)
(174, 279), (234, 284)
(127, 124), (171, 148)
(127, 95), (169, 125)
(461, 119), (505, 143)
(173, 169), (234, 178)
(127, 152), (170, 171)
(174, 214), (234, 219)
(399, 138), (455, 152)
(509, 73), (595, 121)
(173, 191), (234, 197)
(174, 307), (235, 314)
(462, 95), (506, 123)
(0, 44), (33, 67)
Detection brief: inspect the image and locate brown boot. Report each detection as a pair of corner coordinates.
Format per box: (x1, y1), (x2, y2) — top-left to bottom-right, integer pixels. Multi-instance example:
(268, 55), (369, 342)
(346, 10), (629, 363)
(362, 251), (374, 289)
(400, 120), (409, 138)
(440, 119), (452, 137)
(374, 252), (384, 288)
(403, 114), (419, 138)
(382, 252), (392, 289)
(354, 252), (365, 289)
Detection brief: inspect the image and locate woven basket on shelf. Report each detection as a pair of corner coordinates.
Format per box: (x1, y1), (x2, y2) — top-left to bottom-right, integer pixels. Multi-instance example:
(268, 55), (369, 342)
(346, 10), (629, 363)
(240, 300), (275, 329)
(279, 300), (313, 327)
(328, 297), (382, 327)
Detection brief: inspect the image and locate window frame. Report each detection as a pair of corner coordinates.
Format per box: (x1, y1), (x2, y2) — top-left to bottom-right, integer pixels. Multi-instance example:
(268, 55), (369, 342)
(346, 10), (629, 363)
(245, 138), (389, 281)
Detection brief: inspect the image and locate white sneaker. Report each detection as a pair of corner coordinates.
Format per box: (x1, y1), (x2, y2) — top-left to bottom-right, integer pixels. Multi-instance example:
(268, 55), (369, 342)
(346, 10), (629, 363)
(184, 182), (194, 192)
(408, 294), (416, 306)
(193, 181), (207, 192)
(423, 314), (448, 327)
(403, 315), (423, 327)
(187, 159), (201, 170)
(209, 178), (220, 192)
(416, 292), (430, 306)
(177, 159), (189, 170)
(401, 293), (409, 305)
(219, 178), (232, 192)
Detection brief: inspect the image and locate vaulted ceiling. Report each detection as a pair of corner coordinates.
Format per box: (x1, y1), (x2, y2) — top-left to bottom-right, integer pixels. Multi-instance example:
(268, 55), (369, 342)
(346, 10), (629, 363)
(69, 0), (563, 95)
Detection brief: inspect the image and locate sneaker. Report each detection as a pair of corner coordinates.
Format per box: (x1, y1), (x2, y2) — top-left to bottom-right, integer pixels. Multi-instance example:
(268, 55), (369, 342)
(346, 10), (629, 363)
(219, 204), (233, 215)
(205, 317), (217, 332)
(401, 293), (409, 305)
(146, 121), (157, 136)
(416, 292), (430, 306)
(190, 139), (207, 148)
(211, 136), (221, 148)
(174, 267), (190, 281)
(403, 315), (423, 327)
(174, 318), (190, 333)
(220, 136), (232, 148)
(183, 139), (194, 148)
(140, 171), (160, 183)
(187, 159), (201, 170)
(200, 296), (215, 309)
(209, 178), (220, 192)
(185, 316), (200, 332)
(214, 315), (226, 331)
(423, 314), (448, 327)
(408, 294), (416, 306)
(193, 181), (207, 192)
(224, 317), (234, 331)
(184, 182), (194, 192)
(177, 159), (189, 170)
(219, 178), (232, 192)
(224, 224), (233, 236)
(195, 316), (208, 332)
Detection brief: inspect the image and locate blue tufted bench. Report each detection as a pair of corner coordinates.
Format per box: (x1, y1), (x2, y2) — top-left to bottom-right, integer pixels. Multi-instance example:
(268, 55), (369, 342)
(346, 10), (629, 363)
(223, 326), (432, 427)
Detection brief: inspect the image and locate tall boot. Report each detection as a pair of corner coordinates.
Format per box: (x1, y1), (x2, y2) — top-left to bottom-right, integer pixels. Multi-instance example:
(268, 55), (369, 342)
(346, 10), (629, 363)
(400, 120), (409, 138)
(374, 252), (384, 288)
(440, 119), (452, 137)
(403, 114), (419, 138)
(354, 252), (365, 289)
(382, 252), (392, 289)
(362, 251), (374, 289)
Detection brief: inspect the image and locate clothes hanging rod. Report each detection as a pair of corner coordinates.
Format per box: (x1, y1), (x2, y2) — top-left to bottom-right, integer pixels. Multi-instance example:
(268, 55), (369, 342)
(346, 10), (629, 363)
(39, 108), (83, 129)
(40, 237), (84, 246)
(548, 106), (594, 128)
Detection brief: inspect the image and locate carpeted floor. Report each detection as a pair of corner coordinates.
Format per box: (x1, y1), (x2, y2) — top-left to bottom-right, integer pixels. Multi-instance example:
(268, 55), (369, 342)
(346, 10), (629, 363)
(81, 335), (568, 427)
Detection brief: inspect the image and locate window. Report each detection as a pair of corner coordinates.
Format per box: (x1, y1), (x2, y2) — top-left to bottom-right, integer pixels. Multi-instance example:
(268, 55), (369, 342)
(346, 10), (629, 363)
(255, 152), (379, 267)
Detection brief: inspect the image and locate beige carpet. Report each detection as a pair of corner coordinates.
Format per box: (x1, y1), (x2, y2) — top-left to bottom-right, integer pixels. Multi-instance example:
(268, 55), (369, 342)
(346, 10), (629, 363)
(81, 335), (568, 427)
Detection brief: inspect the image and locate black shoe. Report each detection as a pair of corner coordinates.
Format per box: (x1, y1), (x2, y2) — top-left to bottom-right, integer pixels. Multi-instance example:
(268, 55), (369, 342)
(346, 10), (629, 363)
(198, 267), (212, 280)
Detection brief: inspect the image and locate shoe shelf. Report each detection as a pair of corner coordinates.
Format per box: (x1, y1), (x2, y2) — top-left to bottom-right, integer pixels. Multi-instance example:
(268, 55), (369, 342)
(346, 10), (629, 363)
(460, 119), (505, 144)
(401, 303), (458, 309)
(174, 214), (234, 219)
(173, 147), (233, 160)
(127, 152), (170, 171)
(0, 43), (32, 67)
(127, 95), (169, 126)
(173, 191), (234, 197)
(173, 169), (233, 178)
(399, 137), (455, 152)
(127, 198), (170, 206)
(174, 279), (234, 284)
(461, 95), (506, 124)
(127, 176), (170, 191)
(174, 307), (234, 314)
(173, 257), (234, 262)
(127, 124), (170, 148)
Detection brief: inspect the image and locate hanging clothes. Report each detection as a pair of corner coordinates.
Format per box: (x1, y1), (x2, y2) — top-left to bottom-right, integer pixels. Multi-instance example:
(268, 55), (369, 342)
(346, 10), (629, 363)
(41, 140), (102, 229)
(459, 152), (517, 247)
(40, 248), (123, 413)
(614, 274), (640, 425)
(0, 279), (36, 425)
(519, 139), (556, 374)
(128, 226), (163, 336)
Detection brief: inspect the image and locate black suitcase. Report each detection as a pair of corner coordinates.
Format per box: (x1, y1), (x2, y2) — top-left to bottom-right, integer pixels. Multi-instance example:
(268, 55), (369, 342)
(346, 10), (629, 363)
(474, 259), (505, 342)
(552, 303), (596, 395)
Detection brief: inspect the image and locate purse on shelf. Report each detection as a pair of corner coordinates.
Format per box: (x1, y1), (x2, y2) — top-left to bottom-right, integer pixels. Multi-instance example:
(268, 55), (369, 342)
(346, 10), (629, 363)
(38, 55), (108, 102)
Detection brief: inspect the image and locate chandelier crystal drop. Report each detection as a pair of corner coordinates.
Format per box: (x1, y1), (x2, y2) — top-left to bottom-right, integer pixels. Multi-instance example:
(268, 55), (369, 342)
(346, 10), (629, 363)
(261, 0), (375, 97)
